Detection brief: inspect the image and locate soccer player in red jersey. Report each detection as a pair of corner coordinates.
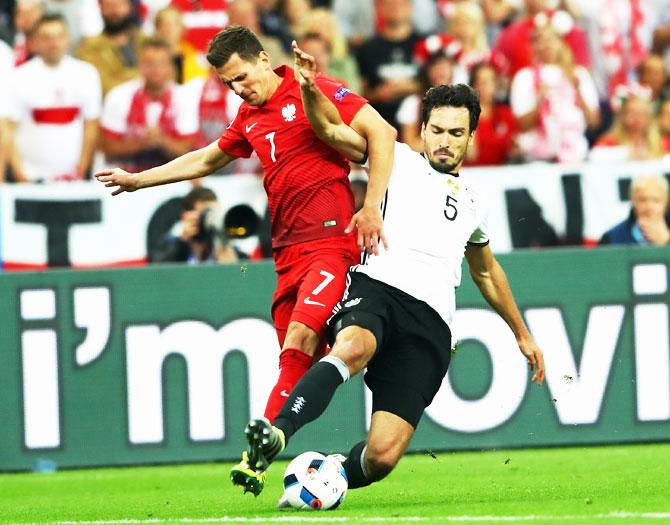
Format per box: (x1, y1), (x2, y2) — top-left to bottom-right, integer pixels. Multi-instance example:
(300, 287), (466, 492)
(96, 25), (396, 495)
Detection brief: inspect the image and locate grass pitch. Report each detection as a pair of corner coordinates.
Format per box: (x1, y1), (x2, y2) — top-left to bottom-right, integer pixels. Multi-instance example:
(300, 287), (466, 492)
(0, 443), (669, 525)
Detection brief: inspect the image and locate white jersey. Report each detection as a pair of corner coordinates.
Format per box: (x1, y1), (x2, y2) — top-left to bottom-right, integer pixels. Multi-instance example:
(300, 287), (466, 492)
(7, 55), (102, 181)
(354, 142), (489, 329)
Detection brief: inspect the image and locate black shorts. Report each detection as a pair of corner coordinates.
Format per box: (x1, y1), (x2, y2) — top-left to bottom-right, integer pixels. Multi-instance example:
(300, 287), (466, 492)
(328, 272), (452, 428)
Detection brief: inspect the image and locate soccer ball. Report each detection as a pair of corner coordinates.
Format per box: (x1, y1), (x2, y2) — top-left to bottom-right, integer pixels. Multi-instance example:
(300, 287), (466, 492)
(282, 451), (348, 510)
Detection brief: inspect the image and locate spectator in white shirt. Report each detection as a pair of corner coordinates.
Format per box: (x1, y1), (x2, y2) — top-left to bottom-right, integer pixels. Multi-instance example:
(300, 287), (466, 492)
(5, 13), (101, 182)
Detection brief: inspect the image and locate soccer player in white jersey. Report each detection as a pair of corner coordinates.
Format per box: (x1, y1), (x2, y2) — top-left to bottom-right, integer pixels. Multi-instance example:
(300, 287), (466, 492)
(239, 43), (546, 499)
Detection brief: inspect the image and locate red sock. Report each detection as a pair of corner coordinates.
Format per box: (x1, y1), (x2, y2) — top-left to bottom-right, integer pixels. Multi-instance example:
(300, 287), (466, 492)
(264, 348), (314, 423)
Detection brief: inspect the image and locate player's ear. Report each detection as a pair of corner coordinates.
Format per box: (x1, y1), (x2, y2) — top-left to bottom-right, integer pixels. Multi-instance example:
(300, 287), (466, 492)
(420, 122), (426, 141)
(258, 50), (271, 66)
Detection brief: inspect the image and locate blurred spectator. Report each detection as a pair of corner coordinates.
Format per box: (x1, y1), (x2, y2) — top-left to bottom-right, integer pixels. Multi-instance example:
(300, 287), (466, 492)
(494, 1), (590, 80)
(599, 174), (670, 246)
(397, 51), (461, 151)
(565, 0), (661, 100)
(183, 68), (261, 175)
(42, 0), (103, 47)
(297, 8), (361, 92)
(167, 0), (229, 53)
(14, 0), (44, 65)
(416, 2), (494, 76)
(154, 6), (208, 83)
(355, 0), (420, 131)
(637, 53), (670, 110)
(77, 0), (148, 94)
(0, 40), (11, 179)
(511, 22), (600, 163)
(100, 38), (197, 172)
(152, 185), (242, 263)
(228, 0), (291, 66)
(254, 0), (294, 53)
(659, 98), (670, 149)
(281, 0), (311, 38)
(5, 14), (101, 182)
(590, 84), (668, 160)
(332, 0), (439, 49)
(297, 33), (330, 76)
(466, 62), (518, 165)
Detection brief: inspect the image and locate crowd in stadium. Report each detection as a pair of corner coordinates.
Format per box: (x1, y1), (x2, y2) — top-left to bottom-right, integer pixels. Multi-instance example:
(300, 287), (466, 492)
(0, 0), (669, 257)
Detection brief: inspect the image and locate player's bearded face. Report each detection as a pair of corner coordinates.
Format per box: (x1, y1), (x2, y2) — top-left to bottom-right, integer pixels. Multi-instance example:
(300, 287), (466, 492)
(421, 106), (473, 174)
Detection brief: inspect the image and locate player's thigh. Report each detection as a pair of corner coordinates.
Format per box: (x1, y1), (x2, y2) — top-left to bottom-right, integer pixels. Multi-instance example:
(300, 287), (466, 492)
(290, 251), (353, 337)
(366, 410), (414, 471)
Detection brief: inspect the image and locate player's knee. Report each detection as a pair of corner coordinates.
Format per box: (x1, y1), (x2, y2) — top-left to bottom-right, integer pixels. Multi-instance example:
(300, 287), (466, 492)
(331, 327), (376, 375)
(364, 444), (401, 481)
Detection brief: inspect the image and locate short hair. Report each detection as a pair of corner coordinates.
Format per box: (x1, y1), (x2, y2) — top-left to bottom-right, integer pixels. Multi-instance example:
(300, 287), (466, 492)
(630, 174), (670, 200)
(139, 37), (173, 55)
(35, 13), (68, 31)
(183, 186), (218, 211)
(207, 25), (264, 68)
(421, 83), (481, 133)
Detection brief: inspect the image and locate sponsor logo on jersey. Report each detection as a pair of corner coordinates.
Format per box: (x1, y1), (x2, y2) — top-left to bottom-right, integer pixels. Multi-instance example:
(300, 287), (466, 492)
(304, 296), (326, 307)
(334, 87), (351, 102)
(245, 122), (257, 133)
(282, 103), (297, 122)
(344, 297), (362, 308)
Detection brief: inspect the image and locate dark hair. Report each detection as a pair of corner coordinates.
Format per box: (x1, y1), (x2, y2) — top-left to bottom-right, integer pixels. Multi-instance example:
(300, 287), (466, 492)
(139, 36), (173, 54)
(183, 186), (217, 211)
(468, 61), (494, 88)
(421, 83), (481, 132)
(207, 25), (264, 68)
(36, 13), (68, 31)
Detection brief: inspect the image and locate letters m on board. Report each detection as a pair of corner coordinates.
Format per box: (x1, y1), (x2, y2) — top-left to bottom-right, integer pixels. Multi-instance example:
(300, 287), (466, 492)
(125, 319), (279, 444)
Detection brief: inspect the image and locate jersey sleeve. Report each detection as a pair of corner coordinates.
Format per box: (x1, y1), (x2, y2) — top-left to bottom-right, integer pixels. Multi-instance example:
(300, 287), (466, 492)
(468, 210), (490, 246)
(314, 74), (368, 125)
(217, 109), (252, 158)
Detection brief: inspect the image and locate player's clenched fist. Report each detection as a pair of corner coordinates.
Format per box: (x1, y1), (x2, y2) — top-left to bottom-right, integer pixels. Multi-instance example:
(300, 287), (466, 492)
(95, 168), (140, 196)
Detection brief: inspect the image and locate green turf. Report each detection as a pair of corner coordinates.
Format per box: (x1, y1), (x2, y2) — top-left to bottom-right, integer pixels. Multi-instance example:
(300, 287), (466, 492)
(1, 444), (669, 525)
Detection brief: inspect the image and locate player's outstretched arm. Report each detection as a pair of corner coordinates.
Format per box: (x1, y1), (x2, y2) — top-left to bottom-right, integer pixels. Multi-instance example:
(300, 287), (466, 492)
(465, 243), (546, 385)
(293, 41), (367, 161)
(95, 141), (236, 195)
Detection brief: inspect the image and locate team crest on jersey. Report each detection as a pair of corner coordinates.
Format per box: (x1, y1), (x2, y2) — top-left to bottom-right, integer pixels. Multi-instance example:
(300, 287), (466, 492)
(334, 87), (350, 102)
(344, 297), (362, 308)
(282, 103), (297, 122)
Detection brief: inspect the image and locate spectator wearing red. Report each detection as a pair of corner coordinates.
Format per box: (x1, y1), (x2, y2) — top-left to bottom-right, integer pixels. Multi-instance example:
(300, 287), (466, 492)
(415, 2), (501, 76)
(511, 21), (599, 163)
(101, 38), (197, 172)
(590, 83), (668, 160)
(466, 62), (517, 166)
(5, 14), (101, 182)
(493, 0), (590, 80)
(168, 0), (229, 52)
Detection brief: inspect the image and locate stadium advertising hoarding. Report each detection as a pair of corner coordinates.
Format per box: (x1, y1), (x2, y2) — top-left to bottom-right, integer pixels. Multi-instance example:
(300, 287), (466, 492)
(0, 161), (669, 269)
(0, 247), (668, 472)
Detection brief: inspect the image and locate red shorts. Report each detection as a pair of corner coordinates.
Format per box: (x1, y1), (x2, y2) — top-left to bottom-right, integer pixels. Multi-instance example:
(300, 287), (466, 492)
(272, 235), (360, 349)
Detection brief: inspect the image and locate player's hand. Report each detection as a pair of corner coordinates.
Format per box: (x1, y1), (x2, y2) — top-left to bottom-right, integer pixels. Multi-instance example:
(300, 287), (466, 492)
(95, 168), (140, 196)
(292, 40), (317, 88)
(518, 337), (545, 385)
(345, 205), (388, 256)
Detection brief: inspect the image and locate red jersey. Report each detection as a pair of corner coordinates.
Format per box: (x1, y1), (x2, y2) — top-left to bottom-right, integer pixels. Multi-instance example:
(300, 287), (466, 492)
(218, 66), (367, 248)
